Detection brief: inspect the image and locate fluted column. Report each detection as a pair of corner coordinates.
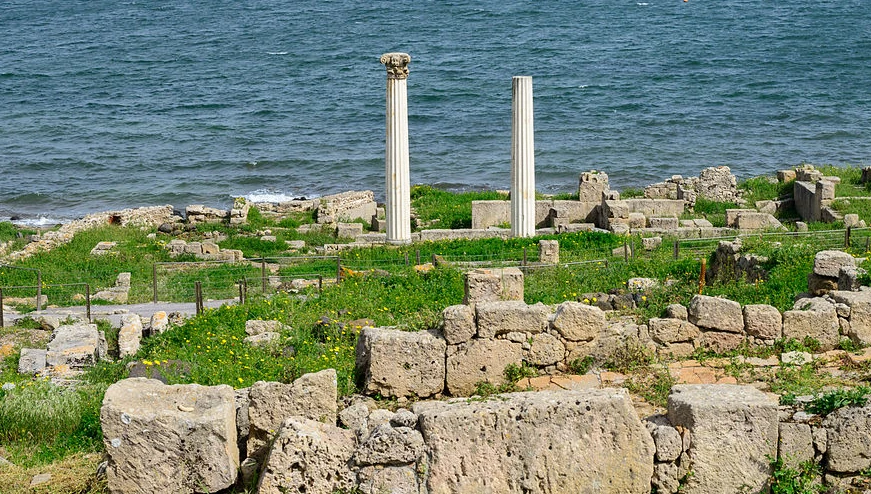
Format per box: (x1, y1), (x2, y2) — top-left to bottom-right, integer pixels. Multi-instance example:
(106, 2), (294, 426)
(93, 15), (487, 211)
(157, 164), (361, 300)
(511, 76), (536, 238)
(381, 52), (412, 245)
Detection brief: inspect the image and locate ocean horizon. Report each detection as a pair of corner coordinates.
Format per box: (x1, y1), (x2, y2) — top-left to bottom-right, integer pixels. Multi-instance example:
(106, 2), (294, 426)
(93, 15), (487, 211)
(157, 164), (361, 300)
(2, 0), (870, 225)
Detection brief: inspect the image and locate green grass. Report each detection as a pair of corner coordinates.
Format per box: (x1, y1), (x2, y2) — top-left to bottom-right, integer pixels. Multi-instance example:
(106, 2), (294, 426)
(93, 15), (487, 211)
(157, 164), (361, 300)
(739, 176), (794, 205)
(410, 185), (507, 229)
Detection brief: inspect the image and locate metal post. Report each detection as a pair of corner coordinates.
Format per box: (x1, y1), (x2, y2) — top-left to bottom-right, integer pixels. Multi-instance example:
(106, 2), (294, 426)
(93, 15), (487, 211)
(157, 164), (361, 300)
(846, 227), (852, 249)
(431, 253), (436, 265)
(673, 241), (679, 260)
(86, 284), (91, 322)
(415, 250), (420, 266)
(152, 264), (158, 304)
(318, 274), (323, 293)
(36, 270), (42, 313)
(865, 236), (870, 253)
(699, 259), (707, 294)
(523, 247), (528, 266)
(261, 257), (267, 293)
(195, 281), (203, 315)
(623, 239), (629, 262)
(0, 288), (4, 329)
(404, 252), (409, 266)
(238, 280), (245, 304)
(336, 256), (341, 284)
(242, 277), (248, 303)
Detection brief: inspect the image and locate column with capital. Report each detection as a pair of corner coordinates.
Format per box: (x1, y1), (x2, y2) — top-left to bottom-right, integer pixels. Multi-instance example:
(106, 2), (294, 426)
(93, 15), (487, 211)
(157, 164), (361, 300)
(511, 76), (536, 238)
(381, 52), (412, 244)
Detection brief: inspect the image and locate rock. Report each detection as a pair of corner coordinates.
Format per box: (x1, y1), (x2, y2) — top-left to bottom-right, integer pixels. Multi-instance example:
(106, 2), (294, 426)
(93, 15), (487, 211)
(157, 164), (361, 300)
(30, 473), (51, 487)
(46, 323), (99, 369)
(667, 304), (689, 321)
(353, 424), (426, 466)
(149, 311), (169, 335)
(414, 388), (654, 493)
(475, 301), (550, 338)
(778, 422), (814, 469)
(845, 213), (861, 228)
(578, 170), (610, 201)
(668, 384), (777, 494)
(697, 331), (745, 353)
(550, 301), (607, 342)
(838, 266), (865, 292)
(101, 378), (238, 493)
(315, 190), (377, 225)
(526, 332), (566, 366)
(781, 351), (813, 366)
(646, 417), (683, 462)
(339, 402), (371, 431)
(445, 338), (523, 396)
(355, 327), (446, 399)
(356, 465), (424, 494)
(256, 417), (356, 494)
(17, 348), (46, 375)
(648, 318), (700, 345)
(813, 250), (856, 278)
(441, 304), (475, 345)
(538, 239), (559, 264)
(824, 402), (871, 473)
(463, 267), (524, 304)
(247, 369), (338, 462)
(243, 331), (280, 347)
(652, 462), (680, 494)
(37, 315), (61, 331)
(807, 272), (838, 296)
(830, 291), (871, 345)
(118, 314), (142, 358)
(783, 298), (840, 350)
(336, 222), (364, 239)
(743, 304), (782, 340)
(390, 409), (418, 429)
(235, 387), (250, 457)
(245, 319), (285, 336)
(642, 236), (663, 251)
(697, 166), (739, 203)
(688, 295), (744, 334)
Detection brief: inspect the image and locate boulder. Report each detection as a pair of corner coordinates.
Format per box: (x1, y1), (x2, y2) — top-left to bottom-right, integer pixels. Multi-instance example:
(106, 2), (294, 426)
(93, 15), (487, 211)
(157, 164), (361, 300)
(256, 417), (356, 494)
(550, 301), (607, 342)
(646, 418), (683, 462)
(101, 378), (238, 493)
(445, 338), (522, 396)
(743, 304), (782, 340)
(46, 323), (100, 369)
(243, 331), (280, 347)
(538, 239), (559, 264)
(355, 327), (446, 399)
(648, 318), (700, 345)
(814, 250), (856, 278)
(414, 388), (655, 493)
(117, 314), (142, 358)
(824, 402), (871, 473)
(688, 295), (744, 334)
(475, 301), (550, 338)
(667, 304), (689, 321)
(668, 384), (777, 494)
(441, 304), (475, 345)
(697, 331), (745, 353)
(247, 369), (338, 462)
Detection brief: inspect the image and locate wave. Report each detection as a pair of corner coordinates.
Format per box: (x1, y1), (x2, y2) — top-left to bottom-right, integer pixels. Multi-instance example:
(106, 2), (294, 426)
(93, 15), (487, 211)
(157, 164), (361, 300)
(239, 188), (320, 204)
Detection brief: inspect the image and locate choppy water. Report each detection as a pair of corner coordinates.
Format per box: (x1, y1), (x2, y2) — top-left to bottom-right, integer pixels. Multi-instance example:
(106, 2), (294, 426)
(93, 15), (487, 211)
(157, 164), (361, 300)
(2, 0), (870, 224)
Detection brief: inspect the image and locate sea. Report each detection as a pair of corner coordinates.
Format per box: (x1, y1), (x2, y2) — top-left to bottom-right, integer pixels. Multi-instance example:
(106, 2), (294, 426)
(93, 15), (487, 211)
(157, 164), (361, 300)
(2, 0), (870, 225)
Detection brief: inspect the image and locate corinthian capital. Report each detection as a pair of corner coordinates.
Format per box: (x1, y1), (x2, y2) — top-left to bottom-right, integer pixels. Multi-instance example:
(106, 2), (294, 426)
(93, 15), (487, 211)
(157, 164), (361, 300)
(380, 52), (411, 80)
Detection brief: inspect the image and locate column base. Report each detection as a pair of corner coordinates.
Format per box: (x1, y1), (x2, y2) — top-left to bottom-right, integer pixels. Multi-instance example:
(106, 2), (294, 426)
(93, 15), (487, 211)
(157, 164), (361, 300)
(386, 238), (412, 245)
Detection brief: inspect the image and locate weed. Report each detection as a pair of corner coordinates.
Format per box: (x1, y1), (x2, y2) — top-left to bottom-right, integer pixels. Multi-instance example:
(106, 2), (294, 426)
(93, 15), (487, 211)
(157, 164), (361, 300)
(568, 355), (595, 375)
(503, 362), (537, 383)
(805, 387), (870, 416)
(768, 455), (825, 494)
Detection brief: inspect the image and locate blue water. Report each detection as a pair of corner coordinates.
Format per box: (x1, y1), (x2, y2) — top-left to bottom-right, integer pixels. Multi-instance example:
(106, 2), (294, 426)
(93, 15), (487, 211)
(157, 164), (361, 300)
(2, 0), (870, 222)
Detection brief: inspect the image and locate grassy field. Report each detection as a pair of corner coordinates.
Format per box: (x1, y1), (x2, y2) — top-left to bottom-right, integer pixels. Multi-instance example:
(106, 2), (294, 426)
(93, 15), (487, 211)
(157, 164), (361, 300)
(1, 165), (870, 492)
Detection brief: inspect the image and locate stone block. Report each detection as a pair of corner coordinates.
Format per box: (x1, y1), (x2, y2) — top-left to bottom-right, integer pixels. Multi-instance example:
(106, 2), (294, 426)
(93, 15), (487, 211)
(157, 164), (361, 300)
(315, 190), (377, 224)
(783, 298), (840, 350)
(245, 319), (285, 336)
(243, 332), (280, 347)
(778, 422), (814, 469)
(414, 388), (654, 493)
(201, 241), (219, 255)
(830, 291), (871, 345)
(794, 181), (818, 222)
(777, 169), (796, 182)
(807, 272), (838, 296)
(668, 384), (777, 494)
(626, 198), (685, 217)
(648, 318), (700, 345)
(824, 403), (871, 473)
(696, 166), (739, 203)
(149, 311), (169, 335)
(642, 236), (663, 251)
(336, 222), (364, 238)
(475, 301), (550, 338)
(688, 295), (744, 333)
(101, 378), (238, 493)
(247, 369), (338, 462)
(442, 304), (475, 345)
(18, 348), (46, 375)
(526, 332), (566, 366)
(257, 417), (356, 494)
(550, 200), (598, 224)
(578, 170), (610, 202)
(550, 301), (607, 342)
(463, 267), (523, 304)
(845, 213), (861, 228)
(735, 212), (784, 231)
(46, 323), (99, 369)
(118, 314), (142, 359)
(355, 327), (446, 399)
(838, 266), (865, 291)
(667, 304), (689, 321)
(648, 217), (679, 229)
(646, 418), (683, 462)
(445, 338), (522, 396)
(184, 241), (204, 255)
(725, 209), (756, 228)
(697, 331), (745, 353)
(538, 239), (559, 264)
(743, 304), (782, 340)
(90, 241), (117, 256)
(353, 423), (425, 466)
(813, 250), (855, 278)
(628, 212), (646, 229)
(356, 465), (424, 494)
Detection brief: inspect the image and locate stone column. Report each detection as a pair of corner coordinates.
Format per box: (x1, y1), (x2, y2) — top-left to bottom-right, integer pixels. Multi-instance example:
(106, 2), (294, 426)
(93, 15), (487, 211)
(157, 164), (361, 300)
(381, 52), (412, 244)
(511, 76), (536, 238)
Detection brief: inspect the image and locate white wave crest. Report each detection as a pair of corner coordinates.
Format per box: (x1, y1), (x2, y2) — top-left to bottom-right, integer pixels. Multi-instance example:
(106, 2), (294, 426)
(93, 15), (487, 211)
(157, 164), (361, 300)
(238, 189), (319, 204)
(11, 216), (68, 227)
(266, 51), (288, 55)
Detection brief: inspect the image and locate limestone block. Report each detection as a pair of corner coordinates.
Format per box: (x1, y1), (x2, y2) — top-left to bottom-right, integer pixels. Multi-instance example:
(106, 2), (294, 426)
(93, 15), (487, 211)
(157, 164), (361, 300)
(550, 301), (607, 342)
(353, 424), (425, 466)
(578, 171), (610, 202)
(549, 201), (599, 225)
(793, 181), (818, 221)
(471, 200), (510, 229)
(414, 388), (655, 493)
(735, 212), (784, 231)
(807, 272), (838, 295)
(783, 298), (840, 350)
(649, 217), (679, 229)
(247, 369), (338, 461)
(725, 209), (756, 228)
(257, 417), (356, 494)
(648, 318), (700, 345)
(814, 250), (855, 278)
(90, 241), (117, 256)
(245, 319), (285, 336)
(830, 291), (871, 346)
(101, 378), (238, 493)
(626, 198), (686, 217)
(186, 204), (229, 224)
(149, 311), (169, 335)
(46, 323), (99, 369)
(475, 301), (550, 338)
(845, 213), (861, 228)
(168, 239), (186, 254)
(463, 267), (524, 304)
(652, 462), (681, 494)
(777, 169), (797, 182)
(356, 465), (424, 494)
(315, 190), (377, 224)
(37, 315), (61, 331)
(667, 304), (689, 321)
(201, 241), (220, 255)
(743, 304), (782, 340)
(817, 179), (836, 201)
(688, 295), (744, 333)
(824, 403), (871, 473)
(660, 342), (695, 359)
(696, 166), (739, 203)
(838, 266), (865, 291)
(538, 239), (559, 264)
(355, 327), (446, 399)
(778, 422), (814, 469)
(668, 384), (777, 494)
(18, 348), (46, 375)
(445, 339), (522, 396)
(526, 332), (566, 366)
(184, 241), (204, 255)
(442, 304), (475, 345)
(336, 222), (364, 238)
(642, 236), (662, 251)
(243, 332), (280, 347)
(697, 331), (745, 353)
(646, 418), (683, 462)
(118, 314), (142, 359)
(628, 212), (646, 229)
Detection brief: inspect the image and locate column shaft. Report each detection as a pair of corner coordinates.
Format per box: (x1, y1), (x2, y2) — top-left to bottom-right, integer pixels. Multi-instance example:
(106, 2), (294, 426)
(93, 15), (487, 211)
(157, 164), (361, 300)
(511, 76), (536, 238)
(381, 52), (412, 245)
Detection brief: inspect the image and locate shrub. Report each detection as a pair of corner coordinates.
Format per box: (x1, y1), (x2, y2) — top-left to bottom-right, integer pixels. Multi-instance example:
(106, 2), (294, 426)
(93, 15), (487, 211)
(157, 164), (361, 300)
(805, 387), (870, 416)
(768, 455), (825, 494)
